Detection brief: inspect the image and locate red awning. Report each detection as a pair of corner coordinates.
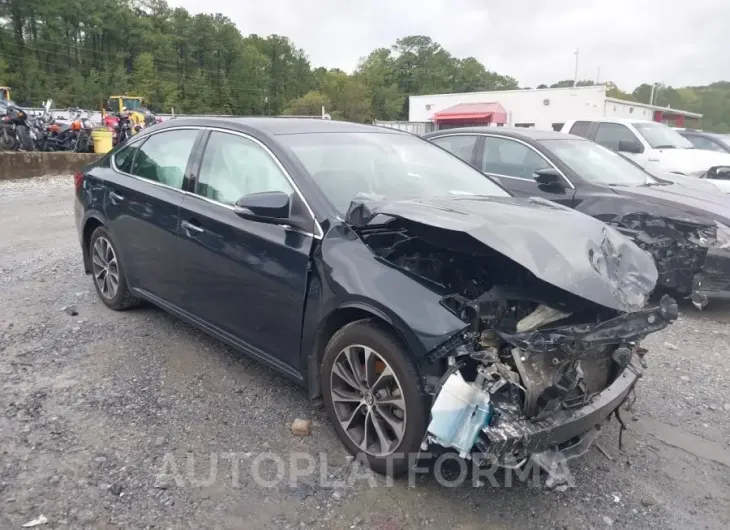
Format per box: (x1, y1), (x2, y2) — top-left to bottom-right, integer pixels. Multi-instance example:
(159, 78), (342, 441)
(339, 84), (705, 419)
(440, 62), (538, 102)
(432, 102), (507, 124)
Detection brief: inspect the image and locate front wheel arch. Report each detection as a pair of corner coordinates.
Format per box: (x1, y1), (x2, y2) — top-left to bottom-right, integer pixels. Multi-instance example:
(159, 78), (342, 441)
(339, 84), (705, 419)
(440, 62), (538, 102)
(306, 304), (425, 399)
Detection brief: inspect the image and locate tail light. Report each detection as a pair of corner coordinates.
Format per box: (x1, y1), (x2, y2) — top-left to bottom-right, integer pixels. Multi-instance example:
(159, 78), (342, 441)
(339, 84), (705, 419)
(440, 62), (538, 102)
(74, 171), (84, 192)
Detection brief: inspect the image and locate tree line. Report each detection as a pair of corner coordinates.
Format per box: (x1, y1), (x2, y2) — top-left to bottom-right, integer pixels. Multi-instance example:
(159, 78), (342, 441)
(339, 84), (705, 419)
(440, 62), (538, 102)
(1, 0), (728, 131)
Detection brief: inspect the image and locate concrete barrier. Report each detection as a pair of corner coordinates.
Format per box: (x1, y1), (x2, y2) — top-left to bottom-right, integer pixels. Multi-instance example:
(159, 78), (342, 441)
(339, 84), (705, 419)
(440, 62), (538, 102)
(0, 152), (101, 180)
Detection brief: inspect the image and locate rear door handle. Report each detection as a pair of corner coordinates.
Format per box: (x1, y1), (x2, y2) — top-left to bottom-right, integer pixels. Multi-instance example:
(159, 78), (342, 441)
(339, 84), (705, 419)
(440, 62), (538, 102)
(181, 219), (204, 236)
(109, 191), (124, 204)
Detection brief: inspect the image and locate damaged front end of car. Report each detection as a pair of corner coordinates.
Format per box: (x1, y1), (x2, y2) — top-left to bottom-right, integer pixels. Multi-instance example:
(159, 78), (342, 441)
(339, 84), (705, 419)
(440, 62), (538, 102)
(606, 212), (730, 309)
(347, 195), (678, 484)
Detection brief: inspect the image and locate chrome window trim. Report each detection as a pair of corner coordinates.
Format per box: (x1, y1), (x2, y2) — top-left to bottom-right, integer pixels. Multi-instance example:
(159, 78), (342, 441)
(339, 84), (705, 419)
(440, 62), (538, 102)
(429, 132), (575, 190)
(110, 125), (323, 240)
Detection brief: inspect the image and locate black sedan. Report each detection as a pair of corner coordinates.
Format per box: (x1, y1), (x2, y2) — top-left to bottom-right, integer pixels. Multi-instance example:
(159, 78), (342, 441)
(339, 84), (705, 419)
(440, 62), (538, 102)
(426, 127), (730, 308)
(75, 118), (676, 478)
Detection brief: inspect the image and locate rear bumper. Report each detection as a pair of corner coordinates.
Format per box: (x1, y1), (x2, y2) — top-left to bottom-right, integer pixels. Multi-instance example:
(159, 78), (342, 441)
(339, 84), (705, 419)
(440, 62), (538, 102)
(480, 358), (640, 458)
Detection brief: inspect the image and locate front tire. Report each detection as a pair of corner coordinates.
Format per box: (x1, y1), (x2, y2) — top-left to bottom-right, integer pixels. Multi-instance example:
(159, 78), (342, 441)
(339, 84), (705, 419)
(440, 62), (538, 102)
(89, 226), (140, 310)
(321, 319), (428, 476)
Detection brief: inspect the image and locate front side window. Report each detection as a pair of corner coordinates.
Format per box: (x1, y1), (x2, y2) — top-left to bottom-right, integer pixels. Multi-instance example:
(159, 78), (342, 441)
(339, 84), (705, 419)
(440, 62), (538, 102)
(633, 122), (693, 149)
(196, 132), (294, 205)
(481, 137), (551, 179)
(430, 135), (479, 165)
(130, 130), (198, 189)
(594, 123), (640, 151)
(280, 132), (508, 213)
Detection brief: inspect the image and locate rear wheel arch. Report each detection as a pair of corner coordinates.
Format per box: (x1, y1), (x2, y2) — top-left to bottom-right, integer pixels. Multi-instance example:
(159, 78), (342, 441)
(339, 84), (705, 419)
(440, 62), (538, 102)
(306, 303), (425, 399)
(82, 216), (105, 273)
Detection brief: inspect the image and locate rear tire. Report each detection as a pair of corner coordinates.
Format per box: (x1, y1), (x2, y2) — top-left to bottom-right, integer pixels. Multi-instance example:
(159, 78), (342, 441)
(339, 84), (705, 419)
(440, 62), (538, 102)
(88, 226), (140, 311)
(321, 319), (428, 476)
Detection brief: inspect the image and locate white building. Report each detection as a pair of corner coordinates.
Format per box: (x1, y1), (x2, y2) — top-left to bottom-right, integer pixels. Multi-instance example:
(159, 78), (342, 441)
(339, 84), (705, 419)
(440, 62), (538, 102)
(407, 85), (702, 131)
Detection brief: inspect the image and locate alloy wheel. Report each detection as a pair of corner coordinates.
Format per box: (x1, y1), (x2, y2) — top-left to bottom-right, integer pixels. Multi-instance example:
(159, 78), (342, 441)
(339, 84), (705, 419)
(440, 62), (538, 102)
(329, 345), (407, 456)
(91, 236), (119, 300)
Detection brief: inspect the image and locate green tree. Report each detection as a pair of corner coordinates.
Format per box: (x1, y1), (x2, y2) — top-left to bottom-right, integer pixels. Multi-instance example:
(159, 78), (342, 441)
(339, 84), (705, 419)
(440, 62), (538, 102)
(282, 91), (330, 116)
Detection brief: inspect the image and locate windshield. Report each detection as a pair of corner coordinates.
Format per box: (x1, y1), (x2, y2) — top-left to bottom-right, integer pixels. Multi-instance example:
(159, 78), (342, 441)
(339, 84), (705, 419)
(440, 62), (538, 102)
(281, 132), (509, 213)
(540, 139), (656, 186)
(122, 98), (143, 110)
(634, 122), (694, 149)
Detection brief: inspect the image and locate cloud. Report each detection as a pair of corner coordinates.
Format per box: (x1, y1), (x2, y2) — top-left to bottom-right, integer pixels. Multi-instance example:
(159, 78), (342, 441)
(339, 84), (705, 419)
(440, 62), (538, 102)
(168, 0), (729, 91)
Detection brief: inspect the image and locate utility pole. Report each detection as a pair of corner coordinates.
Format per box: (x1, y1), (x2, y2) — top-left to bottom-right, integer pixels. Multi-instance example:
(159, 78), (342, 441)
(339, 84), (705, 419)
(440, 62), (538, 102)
(596, 66), (601, 84)
(649, 83), (655, 106)
(573, 49), (579, 86)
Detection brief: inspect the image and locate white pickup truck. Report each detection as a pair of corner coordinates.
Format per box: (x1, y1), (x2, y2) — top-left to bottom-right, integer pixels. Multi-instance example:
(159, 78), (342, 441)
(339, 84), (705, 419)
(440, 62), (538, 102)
(561, 118), (730, 192)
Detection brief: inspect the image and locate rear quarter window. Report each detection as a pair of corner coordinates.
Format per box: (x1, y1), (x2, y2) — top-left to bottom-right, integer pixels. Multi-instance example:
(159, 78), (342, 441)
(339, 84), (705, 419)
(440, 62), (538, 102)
(569, 121), (592, 138)
(113, 144), (140, 173)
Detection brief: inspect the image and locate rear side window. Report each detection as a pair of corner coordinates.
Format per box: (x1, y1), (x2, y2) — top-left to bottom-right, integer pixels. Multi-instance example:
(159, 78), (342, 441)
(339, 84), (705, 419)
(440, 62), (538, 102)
(113, 144), (139, 173)
(569, 121), (592, 138)
(594, 123), (639, 151)
(430, 135), (479, 165)
(130, 130), (199, 189)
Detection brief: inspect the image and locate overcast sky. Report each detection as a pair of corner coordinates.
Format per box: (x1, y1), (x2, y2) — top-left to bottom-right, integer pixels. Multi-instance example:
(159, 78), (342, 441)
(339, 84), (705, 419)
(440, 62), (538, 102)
(169, 0), (729, 91)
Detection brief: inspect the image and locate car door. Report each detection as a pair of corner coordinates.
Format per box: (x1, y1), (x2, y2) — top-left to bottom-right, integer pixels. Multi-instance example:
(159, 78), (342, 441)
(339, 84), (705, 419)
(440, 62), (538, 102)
(175, 129), (316, 375)
(479, 135), (575, 206)
(104, 128), (201, 304)
(429, 134), (481, 168)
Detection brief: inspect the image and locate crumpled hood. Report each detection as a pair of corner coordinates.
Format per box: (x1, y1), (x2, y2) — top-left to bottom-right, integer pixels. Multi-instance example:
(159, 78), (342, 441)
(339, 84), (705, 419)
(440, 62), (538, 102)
(649, 148), (730, 173)
(346, 195), (659, 313)
(609, 184), (730, 226)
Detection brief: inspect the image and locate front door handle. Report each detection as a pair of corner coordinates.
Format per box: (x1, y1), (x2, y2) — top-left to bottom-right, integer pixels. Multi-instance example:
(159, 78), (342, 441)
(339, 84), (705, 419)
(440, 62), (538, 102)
(109, 191), (124, 204)
(181, 219), (204, 236)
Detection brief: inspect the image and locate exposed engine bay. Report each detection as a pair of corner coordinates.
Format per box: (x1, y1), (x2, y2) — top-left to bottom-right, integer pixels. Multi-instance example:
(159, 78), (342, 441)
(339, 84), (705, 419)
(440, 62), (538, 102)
(353, 201), (679, 480)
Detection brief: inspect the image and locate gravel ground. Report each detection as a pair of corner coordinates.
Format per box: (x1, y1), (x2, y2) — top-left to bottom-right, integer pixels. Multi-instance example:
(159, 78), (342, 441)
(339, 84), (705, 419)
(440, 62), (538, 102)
(1, 175), (729, 529)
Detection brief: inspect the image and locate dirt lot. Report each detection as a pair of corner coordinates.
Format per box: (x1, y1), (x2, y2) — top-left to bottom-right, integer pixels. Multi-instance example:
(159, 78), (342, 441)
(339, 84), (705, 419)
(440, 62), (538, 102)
(1, 175), (729, 529)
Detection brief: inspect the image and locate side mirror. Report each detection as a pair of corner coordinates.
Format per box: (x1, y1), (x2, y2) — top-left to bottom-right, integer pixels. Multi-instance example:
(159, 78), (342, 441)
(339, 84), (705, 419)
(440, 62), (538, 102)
(618, 140), (644, 154)
(234, 191), (291, 223)
(533, 168), (565, 187)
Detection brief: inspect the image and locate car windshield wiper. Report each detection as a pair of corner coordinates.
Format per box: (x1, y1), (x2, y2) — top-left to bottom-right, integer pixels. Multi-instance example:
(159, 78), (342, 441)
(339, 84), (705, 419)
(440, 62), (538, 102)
(653, 144), (679, 149)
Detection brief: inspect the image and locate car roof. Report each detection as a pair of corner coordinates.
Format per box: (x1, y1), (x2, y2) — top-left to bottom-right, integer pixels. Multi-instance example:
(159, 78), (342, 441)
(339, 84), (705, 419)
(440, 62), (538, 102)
(149, 116), (403, 136)
(425, 126), (583, 142)
(679, 130), (726, 138)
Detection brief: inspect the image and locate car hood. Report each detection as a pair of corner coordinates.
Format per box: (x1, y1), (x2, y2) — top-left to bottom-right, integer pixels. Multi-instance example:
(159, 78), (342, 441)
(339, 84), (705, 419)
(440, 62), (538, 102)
(608, 183), (730, 225)
(653, 148), (730, 173)
(346, 195), (658, 313)
(650, 170), (723, 193)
